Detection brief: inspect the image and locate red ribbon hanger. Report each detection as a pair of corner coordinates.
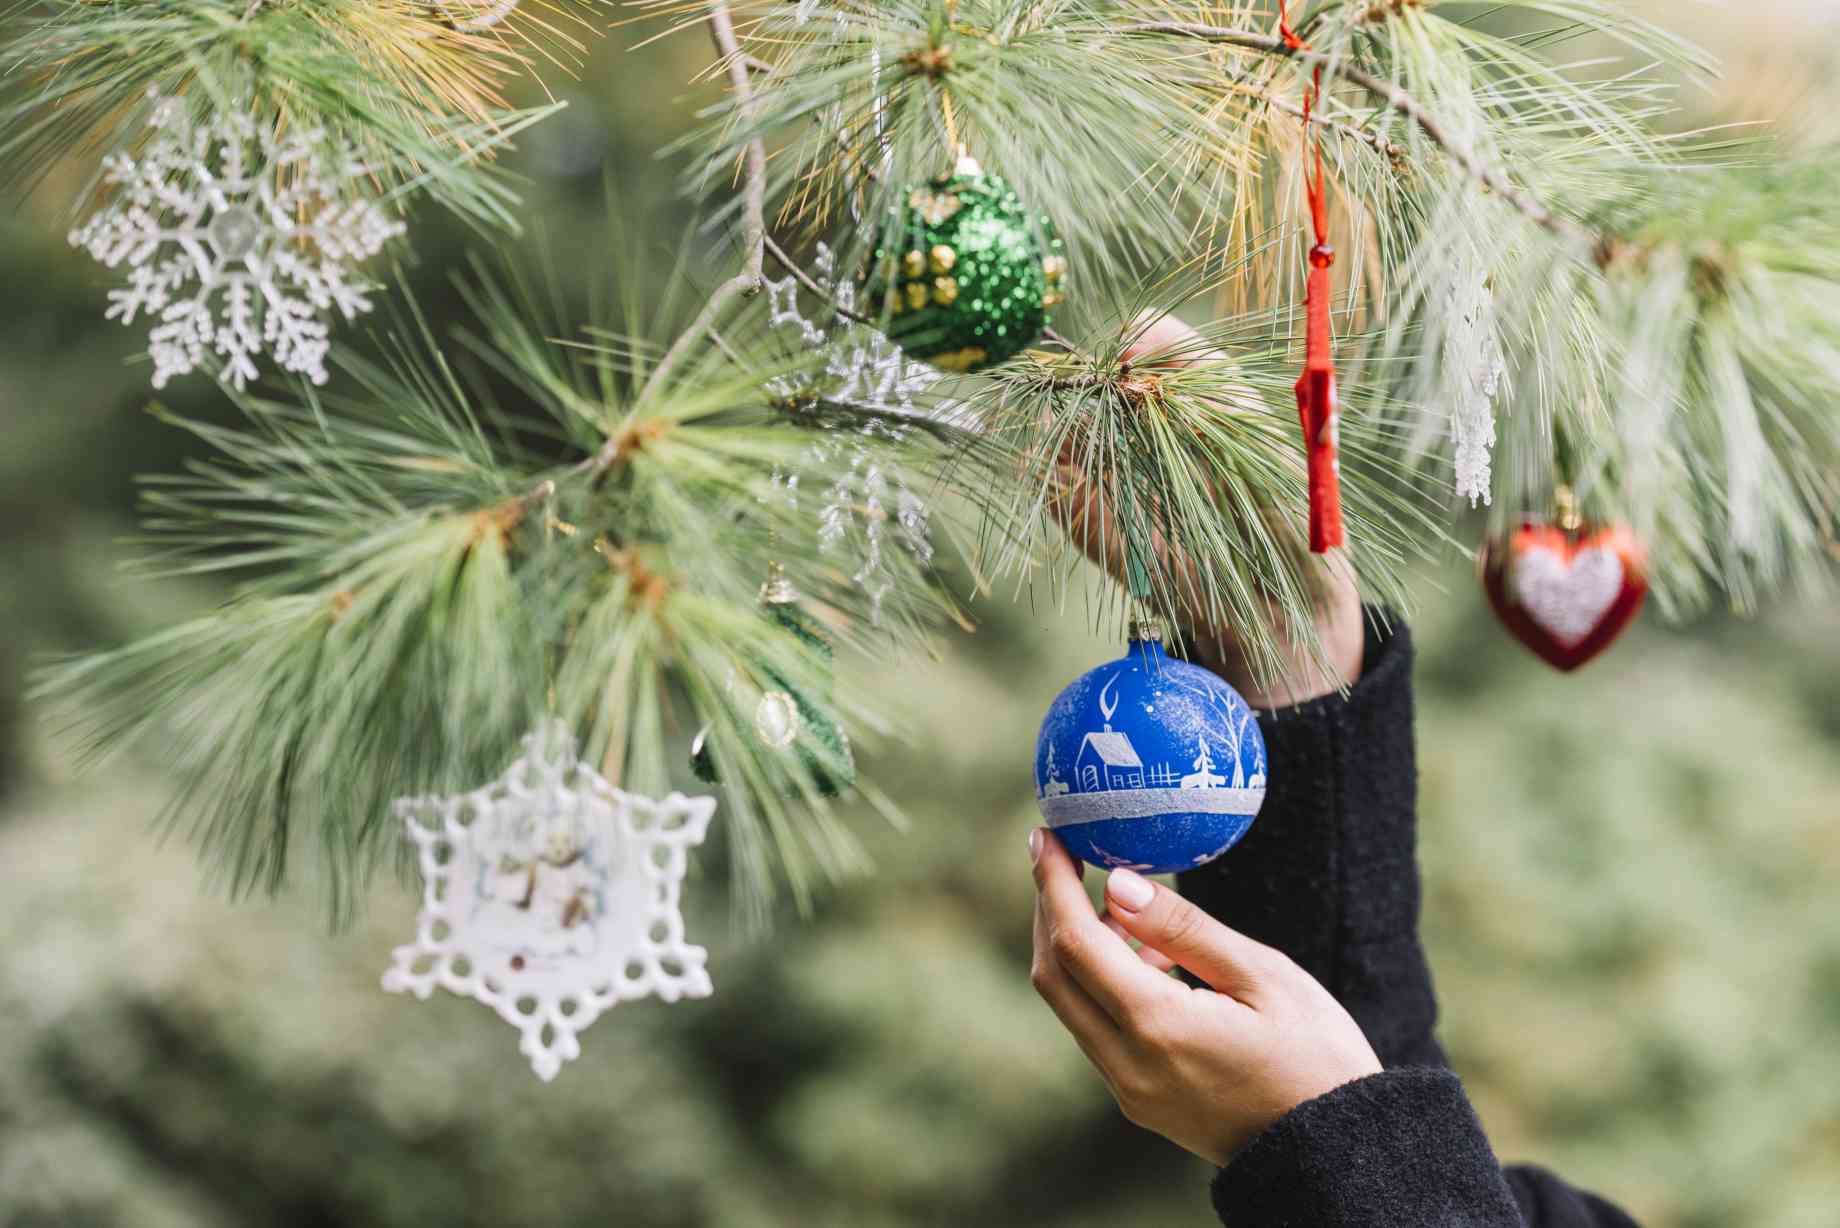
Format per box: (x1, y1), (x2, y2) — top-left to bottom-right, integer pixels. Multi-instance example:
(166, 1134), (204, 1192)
(1280, 2), (1344, 553)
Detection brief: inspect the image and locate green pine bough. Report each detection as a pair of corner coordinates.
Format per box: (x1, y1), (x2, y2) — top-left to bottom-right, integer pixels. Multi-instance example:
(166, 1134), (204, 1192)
(16, 0), (1840, 916)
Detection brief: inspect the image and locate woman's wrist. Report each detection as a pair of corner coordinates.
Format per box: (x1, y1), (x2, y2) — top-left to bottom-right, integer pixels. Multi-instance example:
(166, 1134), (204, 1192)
(1185, 565), (1365, 709)
(1178, 611), (1443, 1071)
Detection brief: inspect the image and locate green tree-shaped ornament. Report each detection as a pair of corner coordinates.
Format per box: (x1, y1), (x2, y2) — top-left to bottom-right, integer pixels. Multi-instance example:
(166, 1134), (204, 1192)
(691, 564), (856, 798)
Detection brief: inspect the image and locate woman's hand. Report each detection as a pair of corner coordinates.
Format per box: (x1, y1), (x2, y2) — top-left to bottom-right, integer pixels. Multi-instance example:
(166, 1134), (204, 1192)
(1029, 826), (1381, 1166)
(1050, 313), (1363, 708)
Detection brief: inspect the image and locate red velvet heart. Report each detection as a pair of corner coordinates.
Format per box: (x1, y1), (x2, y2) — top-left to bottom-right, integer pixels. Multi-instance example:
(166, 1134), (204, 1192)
(1481, 522), (1649, 672)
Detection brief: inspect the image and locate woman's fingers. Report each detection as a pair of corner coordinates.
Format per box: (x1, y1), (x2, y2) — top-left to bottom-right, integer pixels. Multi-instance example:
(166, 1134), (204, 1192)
(1121, 311), (1209, 367)
(1051, 459), (1123, 574)
(1031, 891), (1130, 1071)
(1031, 829), (1179, 1024)
(1102, 910), (1180, 973)
(1046, 312), (1224, 591)
(1102, 867), (1281, 1004)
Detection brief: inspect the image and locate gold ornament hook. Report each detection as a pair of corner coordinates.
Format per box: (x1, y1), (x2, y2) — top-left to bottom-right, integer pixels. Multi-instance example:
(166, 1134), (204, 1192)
(1554, 484), (1583, 535)
(760, 559), (798, 606)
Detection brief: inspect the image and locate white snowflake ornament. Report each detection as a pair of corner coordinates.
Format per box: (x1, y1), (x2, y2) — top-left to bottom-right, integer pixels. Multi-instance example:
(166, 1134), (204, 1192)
(68, 92), (405, 390)
(382, 722), (717, 1082)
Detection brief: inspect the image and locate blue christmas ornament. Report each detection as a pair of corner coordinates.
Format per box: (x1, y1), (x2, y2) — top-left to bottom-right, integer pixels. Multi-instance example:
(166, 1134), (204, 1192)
(1034, 627), (1267, 874)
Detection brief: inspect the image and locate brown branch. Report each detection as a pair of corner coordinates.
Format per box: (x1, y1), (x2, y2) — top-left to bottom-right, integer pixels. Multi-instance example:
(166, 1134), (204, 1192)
(1264, 93), (1407, 165)
(1117, 21), (1600, 252)
(629, 1), (769, 417)
(763, 235), (874, 326)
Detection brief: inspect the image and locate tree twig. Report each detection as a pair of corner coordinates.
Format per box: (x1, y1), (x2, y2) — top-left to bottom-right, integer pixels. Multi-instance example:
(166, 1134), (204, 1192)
(1117, 21), (1600, 252)
(626, 1), (769, 426)
(1263, 92), (1407, 165)
(763, 235), (874, 327)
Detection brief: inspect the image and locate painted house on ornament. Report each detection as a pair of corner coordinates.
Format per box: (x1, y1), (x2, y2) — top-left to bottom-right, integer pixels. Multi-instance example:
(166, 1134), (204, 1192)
(1074, 729), (1144, 793)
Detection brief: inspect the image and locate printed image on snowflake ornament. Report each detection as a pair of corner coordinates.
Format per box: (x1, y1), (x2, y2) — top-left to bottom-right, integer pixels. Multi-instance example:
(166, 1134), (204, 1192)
(68, 92), (405, 391)
(382, 722), (717, 1081)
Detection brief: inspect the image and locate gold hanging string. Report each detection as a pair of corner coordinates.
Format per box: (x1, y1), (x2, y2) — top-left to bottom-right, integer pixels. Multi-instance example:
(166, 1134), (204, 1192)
(939, 88), (960, 158)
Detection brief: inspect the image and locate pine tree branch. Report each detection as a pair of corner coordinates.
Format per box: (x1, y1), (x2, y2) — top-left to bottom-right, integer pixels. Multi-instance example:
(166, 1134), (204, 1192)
(629, 1), (767, 416)
(1117, 21), (1601, 254)
(763, 234), (872, 326)
(1264, 92), (1407, 165)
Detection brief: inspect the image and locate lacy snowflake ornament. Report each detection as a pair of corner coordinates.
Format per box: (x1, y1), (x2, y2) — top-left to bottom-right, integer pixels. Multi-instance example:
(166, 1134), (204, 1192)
(68, 92), (405, 391)
(381, 722), (717, 1081)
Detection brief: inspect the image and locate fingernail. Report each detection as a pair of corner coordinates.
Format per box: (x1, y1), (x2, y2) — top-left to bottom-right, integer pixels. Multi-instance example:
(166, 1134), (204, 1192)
(1028, 828), (1044, 864)
(1107, 867), (1154, 912)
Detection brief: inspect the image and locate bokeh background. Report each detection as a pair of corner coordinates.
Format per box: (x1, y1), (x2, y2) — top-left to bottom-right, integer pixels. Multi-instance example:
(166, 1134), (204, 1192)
(4, 4), (1839, 1226)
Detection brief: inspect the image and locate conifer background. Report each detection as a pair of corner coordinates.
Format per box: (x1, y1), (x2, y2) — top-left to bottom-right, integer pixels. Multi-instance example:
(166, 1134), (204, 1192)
(2, 3), (1839, 1226)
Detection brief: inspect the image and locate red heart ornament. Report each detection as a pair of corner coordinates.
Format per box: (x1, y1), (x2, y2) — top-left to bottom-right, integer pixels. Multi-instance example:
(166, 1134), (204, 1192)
(1481, 522), (1649, 672)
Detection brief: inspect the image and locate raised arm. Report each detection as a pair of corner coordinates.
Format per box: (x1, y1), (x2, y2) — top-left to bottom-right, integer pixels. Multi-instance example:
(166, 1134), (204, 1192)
(1177, 614), (1641, 1225)
(1177, 614), (1439, 1069)
(1038, 313), (1648, 1226)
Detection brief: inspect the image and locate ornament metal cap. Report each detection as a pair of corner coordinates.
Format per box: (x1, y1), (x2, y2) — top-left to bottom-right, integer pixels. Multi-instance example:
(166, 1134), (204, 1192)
(1128, 616), (1164, 643)
(759, 560), (799, 606)
(1553, 484), (1583, 534)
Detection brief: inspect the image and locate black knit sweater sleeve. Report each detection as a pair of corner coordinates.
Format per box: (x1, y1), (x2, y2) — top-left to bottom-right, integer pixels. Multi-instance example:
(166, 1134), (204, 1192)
(1176, 615), (1640, 1228)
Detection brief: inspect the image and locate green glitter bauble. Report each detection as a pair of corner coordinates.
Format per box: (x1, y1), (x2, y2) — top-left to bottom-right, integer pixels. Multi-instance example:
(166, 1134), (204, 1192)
(690, 599), (856, 798)
(868, 161), (1065, 373)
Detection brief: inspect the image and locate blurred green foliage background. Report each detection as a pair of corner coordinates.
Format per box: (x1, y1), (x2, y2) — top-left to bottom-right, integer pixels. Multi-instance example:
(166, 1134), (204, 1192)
(3, 5), (1839, 1226)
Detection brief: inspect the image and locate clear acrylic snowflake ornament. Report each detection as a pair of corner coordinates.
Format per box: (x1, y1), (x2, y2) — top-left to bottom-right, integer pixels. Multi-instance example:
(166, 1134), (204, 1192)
(763, 243), (949, 622)
(68, 91), (405, 391)
(382, 722), (717, 1081)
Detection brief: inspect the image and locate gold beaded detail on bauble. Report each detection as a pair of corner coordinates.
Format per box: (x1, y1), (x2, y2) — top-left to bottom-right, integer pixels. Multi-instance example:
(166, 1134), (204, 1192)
(870, 158), (1064, 372)
(929, 346), (988, 372)
(908, 187), (962, 225)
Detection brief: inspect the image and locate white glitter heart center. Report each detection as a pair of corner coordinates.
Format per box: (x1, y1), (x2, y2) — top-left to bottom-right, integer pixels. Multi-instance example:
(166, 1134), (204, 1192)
(1511, 547), (1624, 647)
